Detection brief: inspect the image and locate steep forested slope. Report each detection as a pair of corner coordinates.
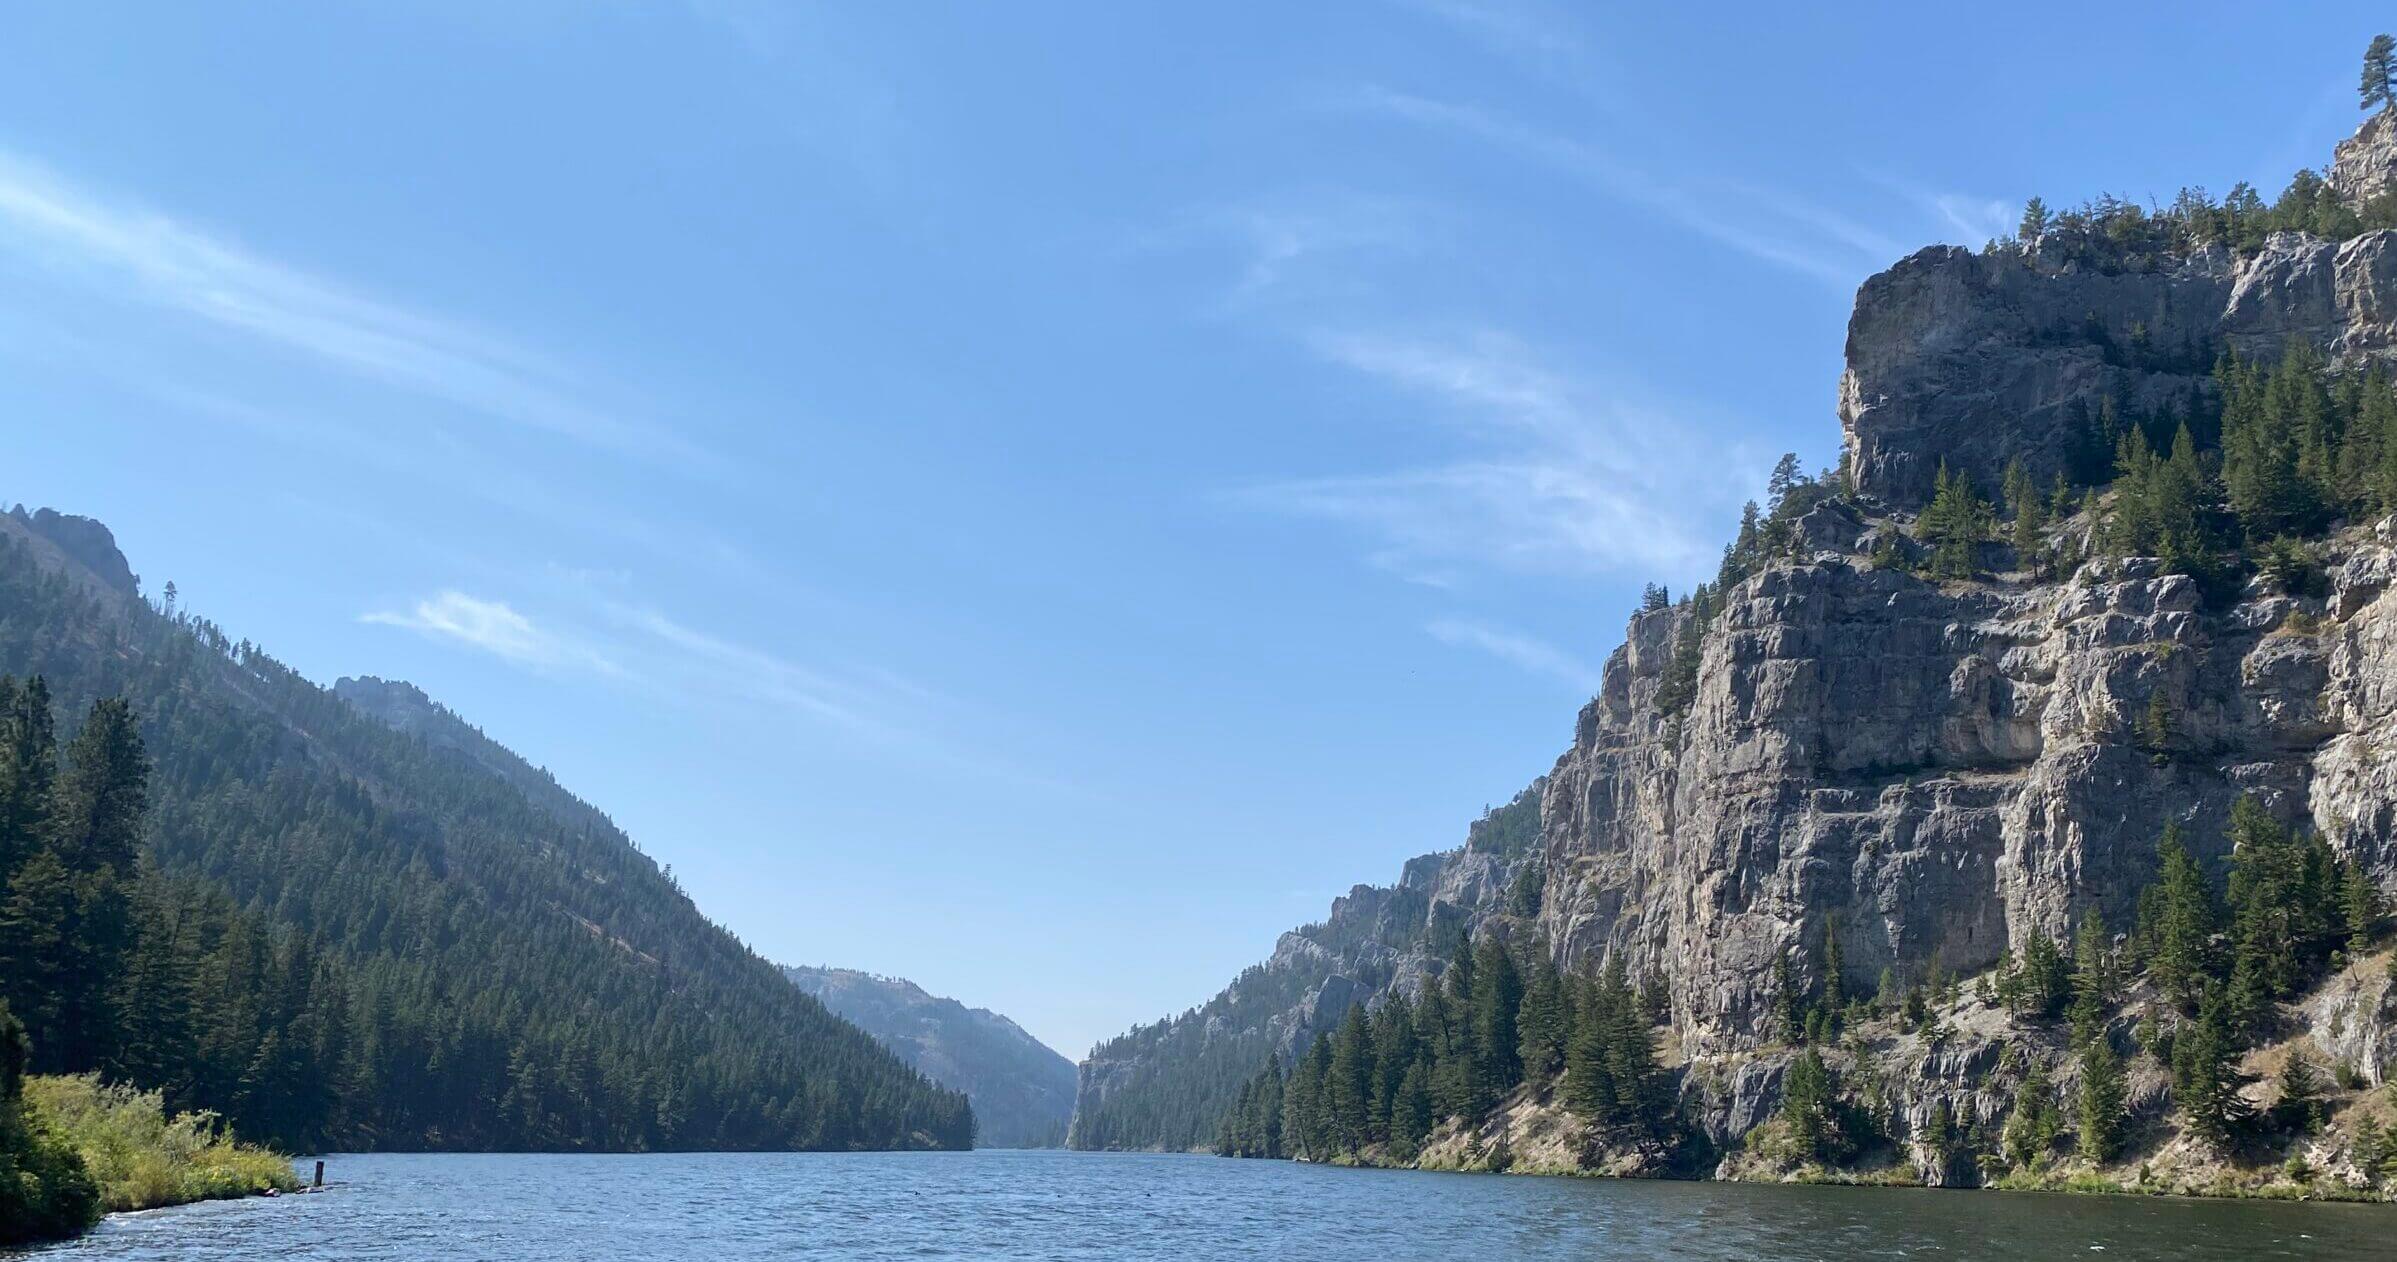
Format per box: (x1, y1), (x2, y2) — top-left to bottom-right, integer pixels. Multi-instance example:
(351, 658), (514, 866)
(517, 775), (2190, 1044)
(1066, 788), (1542, 1152)
(0, 506), (972, 1153)
(783, 966), (1075, 1148)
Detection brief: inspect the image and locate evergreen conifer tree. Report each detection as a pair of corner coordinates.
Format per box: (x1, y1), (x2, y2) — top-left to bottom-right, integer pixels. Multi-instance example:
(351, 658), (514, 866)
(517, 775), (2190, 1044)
(1919, 462), (1991, 579)
(2365, 34), (2396, 113)
(2075, 1038), (2127, 1163)
(2068, 910), (2115, 1049)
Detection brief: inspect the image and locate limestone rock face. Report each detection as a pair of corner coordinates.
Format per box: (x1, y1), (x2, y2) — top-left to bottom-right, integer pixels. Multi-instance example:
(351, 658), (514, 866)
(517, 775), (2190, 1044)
(1843, 113), (2397, 512)
(2333, 108), (2397, 205)
(1839, 242), (2233, 509)
(2303, 958), (2397, 1088)
(1537, 522), (2397, 1057)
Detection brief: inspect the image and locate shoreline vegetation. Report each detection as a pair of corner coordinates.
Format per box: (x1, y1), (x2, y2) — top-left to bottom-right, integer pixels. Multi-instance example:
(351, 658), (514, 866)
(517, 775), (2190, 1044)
(28, 1074), (299, 1213)
(2, 1001), (295, 1247)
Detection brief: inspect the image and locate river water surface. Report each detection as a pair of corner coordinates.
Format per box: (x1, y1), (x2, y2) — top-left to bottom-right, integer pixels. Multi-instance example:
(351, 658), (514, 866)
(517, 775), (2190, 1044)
(17, 1149), (2393, 1260)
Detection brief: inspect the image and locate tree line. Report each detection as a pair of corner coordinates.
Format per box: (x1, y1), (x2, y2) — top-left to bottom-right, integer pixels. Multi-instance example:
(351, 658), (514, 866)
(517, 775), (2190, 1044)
(1893, 344), (2397, 598)
(1209, 789), (2389, 1182)
(1764, 797), (2386, 1180)
(1212, 931), (1680, 1167)
(1071, 787), (1544, 1154)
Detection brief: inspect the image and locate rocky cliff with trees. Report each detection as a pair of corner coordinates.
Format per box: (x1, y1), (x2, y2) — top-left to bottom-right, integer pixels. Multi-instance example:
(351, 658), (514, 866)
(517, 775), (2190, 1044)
(1072, 45), (2397, 1198)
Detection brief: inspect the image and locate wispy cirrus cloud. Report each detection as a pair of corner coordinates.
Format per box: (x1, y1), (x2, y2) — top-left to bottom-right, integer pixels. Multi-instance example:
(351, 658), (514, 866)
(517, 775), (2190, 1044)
(363, 591), (628, 678)
(1224, 328), (1750, 583)
(362, 583), (946, 750)
(1342, 87), (1890, 285)
(0, 150), (708, 467)
(601, 602), (938, 740)
(1394, 0), (1605, 81)
(1861, 171), (2015, 248)
(1206, 194), (1438, 303)
(1427, 617), (1601, 692)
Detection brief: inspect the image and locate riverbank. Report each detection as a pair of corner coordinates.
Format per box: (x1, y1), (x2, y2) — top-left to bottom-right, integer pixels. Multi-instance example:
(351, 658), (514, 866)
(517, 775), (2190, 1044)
(12, 1074), (297, 1243)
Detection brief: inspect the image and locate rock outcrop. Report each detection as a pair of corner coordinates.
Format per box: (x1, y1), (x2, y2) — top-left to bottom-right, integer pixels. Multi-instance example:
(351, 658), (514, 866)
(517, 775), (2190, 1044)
(1535, 524), (2396, 1059)
(5, 506), (138, 597)
(1839, 227), (2397, 510)
(2333, 108), (2397, 206)
(1071, 111), (2397, 1170)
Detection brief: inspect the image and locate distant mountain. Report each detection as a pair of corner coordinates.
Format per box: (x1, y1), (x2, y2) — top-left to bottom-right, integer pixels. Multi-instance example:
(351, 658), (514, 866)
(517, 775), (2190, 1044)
(784, 966), (1076, 1148)
(0, 506), (972, 1152)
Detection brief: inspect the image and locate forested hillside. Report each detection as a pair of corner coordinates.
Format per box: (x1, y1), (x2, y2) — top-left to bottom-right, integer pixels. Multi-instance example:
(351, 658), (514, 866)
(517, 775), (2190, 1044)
(1067, 788), (1542, 1152)
(0, 506), (972, 1153)
(784, 966), (1076, 1148)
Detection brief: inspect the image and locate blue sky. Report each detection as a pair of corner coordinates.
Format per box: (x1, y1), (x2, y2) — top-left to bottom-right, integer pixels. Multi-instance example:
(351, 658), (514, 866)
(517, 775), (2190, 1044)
(1, 2), (2380, 1058)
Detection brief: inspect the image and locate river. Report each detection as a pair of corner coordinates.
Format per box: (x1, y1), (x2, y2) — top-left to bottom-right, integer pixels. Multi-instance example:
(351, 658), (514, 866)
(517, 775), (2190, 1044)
(17, 1149), (2391, 1260)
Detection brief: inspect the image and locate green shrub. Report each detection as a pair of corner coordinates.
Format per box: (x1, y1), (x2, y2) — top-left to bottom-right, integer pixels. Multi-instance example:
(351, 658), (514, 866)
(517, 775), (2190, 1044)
(22, 1074), (297, 1212)
(0, 1001), (100, 1246)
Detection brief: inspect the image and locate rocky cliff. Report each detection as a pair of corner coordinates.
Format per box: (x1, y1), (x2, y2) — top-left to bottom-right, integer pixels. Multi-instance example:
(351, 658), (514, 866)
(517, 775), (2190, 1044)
(1073, 110), (2397, 1186)
(784, 966), (1078, 1148)
(1845, 109), (2397, 509)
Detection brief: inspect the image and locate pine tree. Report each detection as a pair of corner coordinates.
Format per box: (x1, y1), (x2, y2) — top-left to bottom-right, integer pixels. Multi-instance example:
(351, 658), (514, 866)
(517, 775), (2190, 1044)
(2341, 861), (2379, 955)
(1283, 1035), (1332, 1160)
(1369, 1001), (1416, 1142)
(2275, 1050), (2324, 1134)
(1562, 976), (1613, 1121)
(1919, 462), (1991, 579)
(2221, 344), (2334, 541)
(2076, 1038), (2127, 1163)
(1780, 1048), (1844, 1163)
(2020, 196), (2050, 243)
(1391, 1057), (1432, 1154)
(2170, 988), (2249, 1151)
(1766, 453), (1806, 517)
(1516, 943), (1566, 1083)
(2068, 910), (2115, 1049)
(2001, 1056), (2060, 1170)
(1595, 954), (1658, 1134)
(2142, 823), (2216, 1010)
(1472, 934), (1522, 1099)
(2004, 457), (2047, 569)
(1654, 611), (1706, 722)
(1327, 1003), (1374, 1153)
(2008, 933), (2071, 1019)
(1818, 930), (1845, 1022)
(0, 849), (74, 1052)
(0, 677), (56, 877)
(2365, 34), (2396, 113)
(44, 699), (147, 1070)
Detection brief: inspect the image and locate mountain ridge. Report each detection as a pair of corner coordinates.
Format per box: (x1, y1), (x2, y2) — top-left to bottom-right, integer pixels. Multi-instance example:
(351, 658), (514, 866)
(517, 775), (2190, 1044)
(783, 965), (1077, 1148)
(0, 505), (973, 1152)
